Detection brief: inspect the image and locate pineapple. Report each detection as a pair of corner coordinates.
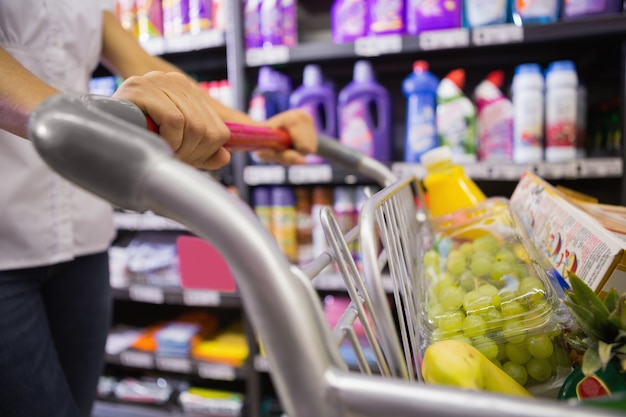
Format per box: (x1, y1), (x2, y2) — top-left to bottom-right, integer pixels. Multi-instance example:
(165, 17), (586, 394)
(563, 273), (626, 376)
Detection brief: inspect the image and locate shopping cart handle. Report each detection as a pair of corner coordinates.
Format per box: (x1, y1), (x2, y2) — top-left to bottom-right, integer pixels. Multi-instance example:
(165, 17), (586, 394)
(80, 94), (292, 152)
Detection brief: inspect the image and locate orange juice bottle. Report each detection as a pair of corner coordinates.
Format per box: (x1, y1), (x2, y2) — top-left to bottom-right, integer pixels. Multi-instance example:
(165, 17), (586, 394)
(421, 146), (486, 217)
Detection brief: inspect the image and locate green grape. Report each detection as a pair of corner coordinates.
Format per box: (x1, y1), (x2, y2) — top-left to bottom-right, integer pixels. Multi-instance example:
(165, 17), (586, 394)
(437, 311), (464, 333)
(505, 342), (531, 364)
(523, 307), (549, 330)
(503, 361), (528, 386)
(449, 334), (472, 345)
(526, 357), (553, 382)
(500, 300), (526, 317)
(477, 284), (499, 296)
(432, 274), (455, 296)
(463, 290), (493, 314)
(470, 256), (492, 276)
(519, 276), (546, 303)
(426, 303), (444, 325)
(458, 271), (479, 292)
(473, 336), (499, 360)
(424, 249), (440, 268)
(490, 261), (513, 281)
(525, 334), (554, 359)
(462, 314), (487, 338)
(496, 342), (508, 361)
(459, 242), (474, 256)
(480, 307), (504, 331)
(473, 235), (500, 255)
(502, 320), (527, 344)
(494, 248), (517, 265)
(446, 256), (467, 276)
(438, 285), (466, 311)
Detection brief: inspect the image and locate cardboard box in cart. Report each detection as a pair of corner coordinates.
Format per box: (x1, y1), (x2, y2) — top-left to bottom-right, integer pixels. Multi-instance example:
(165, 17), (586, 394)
(509, 172), (626, 294)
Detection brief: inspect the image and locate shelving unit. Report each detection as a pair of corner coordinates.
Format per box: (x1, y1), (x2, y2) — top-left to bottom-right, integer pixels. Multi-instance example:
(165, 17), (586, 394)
(100, 3), (626, 416)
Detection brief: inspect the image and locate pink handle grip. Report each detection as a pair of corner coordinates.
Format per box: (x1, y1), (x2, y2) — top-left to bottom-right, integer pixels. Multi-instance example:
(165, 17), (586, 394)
(145, 115), (292, 152)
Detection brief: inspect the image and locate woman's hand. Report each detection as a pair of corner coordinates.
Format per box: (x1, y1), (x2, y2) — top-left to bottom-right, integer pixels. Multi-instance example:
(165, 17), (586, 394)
(113, 71), (231, 170)
(255, 109), (317, 165)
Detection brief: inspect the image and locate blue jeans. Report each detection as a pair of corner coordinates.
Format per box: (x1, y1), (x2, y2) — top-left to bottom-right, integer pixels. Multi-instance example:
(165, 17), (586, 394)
(0, 252), (111, 417)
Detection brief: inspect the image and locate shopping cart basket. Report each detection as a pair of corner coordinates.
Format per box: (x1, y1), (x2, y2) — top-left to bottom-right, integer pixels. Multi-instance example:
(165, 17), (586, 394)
(28, 93), (623, 417)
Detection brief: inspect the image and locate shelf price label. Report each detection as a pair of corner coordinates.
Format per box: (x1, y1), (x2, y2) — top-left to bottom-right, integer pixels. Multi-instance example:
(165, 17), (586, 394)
(472, 24), (523, 46)
(120, 351), (154, 369)
(536, 161), (578, 179)
(197, 362), (237, 381)
(183, 289), (221, 306)
(419, 28), (469, 50)
(288, 165), (333, 184)
(246, 45), (290, 66)
(164, 30), (225, 54)
(354, 35), (403, 57)
(579, 157), (623, 178)
(129, 285), (165, 304)
(462, 163), (490, 179)
(243, 165), (286, 185)
(156, 357), (193, 374)
(488, 162), (532, 180)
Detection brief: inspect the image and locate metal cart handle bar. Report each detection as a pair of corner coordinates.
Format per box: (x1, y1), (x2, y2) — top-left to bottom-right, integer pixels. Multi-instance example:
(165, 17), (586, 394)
(27, 93), (619, 417)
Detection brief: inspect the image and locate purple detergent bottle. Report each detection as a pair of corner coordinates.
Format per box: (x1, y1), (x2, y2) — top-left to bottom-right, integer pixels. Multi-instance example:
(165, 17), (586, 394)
(290, 64), (337, 164)
(244, 0), (263, 49)
(368, 0), (406, 36)
(260, 0), (284, 47)
(331, 0), (369, 43)
(338, 60), (392, 162)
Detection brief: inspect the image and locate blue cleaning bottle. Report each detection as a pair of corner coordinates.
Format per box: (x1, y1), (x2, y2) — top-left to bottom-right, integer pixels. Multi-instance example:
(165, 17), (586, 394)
(290, 64), (337, 164)
(402, 60), (440, 162)
(338, 60), (392, 162)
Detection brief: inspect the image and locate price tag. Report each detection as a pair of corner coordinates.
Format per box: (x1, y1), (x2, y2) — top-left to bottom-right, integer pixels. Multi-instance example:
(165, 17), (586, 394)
(488, 162), (530, 180)
(245, 46), (290, 66)
(472, 24), (523, 46)
(120, 351), (154, 369)
(462, 163), (489, 179)
(197, 362), (237, 380)
(129, 285), (165, 304)
(579, 157), (623, 178)
(354, 35), (402, 57)
(391, 163), (426, 179)
(288, 165), (333, 184)
(254, 355), (271, 372)
(183, 289), (221, 306)
(536, 161), (578, 179)
(419, 28), (469, 50)
(243, 165), (286, 185)
(156, 357), (193, 373)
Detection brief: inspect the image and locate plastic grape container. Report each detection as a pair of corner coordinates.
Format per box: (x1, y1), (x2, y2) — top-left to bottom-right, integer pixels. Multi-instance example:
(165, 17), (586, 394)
(419, 198), (573, 393)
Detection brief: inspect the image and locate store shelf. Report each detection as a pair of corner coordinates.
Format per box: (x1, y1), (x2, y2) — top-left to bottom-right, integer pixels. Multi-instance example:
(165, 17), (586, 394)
(392, 157), (623, 182)
(243, 163), (387, 186)
(106, 351), (247, 381)
(140, 30), (225, 56)
(114, 211), (188, 231)
(244, 14), (626, 66)
(93, 400), (184, 417)
(111, 285), (241, 308)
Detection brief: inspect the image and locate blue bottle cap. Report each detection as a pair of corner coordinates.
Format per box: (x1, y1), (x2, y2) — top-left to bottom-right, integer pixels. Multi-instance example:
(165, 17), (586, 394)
(514, 63), (542, 76)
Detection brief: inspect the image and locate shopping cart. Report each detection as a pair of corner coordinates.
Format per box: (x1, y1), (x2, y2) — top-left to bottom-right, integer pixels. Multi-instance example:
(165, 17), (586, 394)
(28, 93), (622, 417)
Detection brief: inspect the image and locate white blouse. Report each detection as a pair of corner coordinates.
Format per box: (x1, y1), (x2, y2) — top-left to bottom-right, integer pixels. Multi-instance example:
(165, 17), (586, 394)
(0, 0), (116, 269)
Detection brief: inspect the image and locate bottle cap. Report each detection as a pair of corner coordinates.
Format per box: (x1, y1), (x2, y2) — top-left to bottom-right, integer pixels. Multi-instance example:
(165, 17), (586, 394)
(445, 69), (465, 89)
(413, 60), (429, 72)
(514, 63), (542, 76)
(420, 146), (452, 168)
(354, 60), (374, 82)
(547, 60), (576, 73)
(486, 70), (504, 88)
(303, 64), (322, 86)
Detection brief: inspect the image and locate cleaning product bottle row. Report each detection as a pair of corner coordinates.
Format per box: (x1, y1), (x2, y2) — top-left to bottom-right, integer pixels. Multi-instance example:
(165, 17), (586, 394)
(244, 0), (298, 49)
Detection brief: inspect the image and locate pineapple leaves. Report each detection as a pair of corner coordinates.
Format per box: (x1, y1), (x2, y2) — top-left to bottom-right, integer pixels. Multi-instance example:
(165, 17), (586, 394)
(568, 274), (610, 320)
(598, 340), (615, 370)
(604, 288), (620, 313)
(582, 342), (603, 376)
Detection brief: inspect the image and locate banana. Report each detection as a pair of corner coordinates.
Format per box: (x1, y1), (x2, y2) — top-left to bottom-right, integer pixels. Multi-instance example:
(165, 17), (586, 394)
(422, 339), (532, 397)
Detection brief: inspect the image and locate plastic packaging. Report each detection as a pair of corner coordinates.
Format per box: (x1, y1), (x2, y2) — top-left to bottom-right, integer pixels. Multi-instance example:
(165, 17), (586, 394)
(512, 0), (560, 25)
(290, 64), (337, 164)
(545, 60), (578, 163)
(331, 0), (368, 43)
(406, 0), (462, 35)
(260, 0), (284, 47)
(463, 0), (507, 27)
(311, 186), (334, 273)
(244, 0), (263, 49)
(294, 187), (313, 266)
(474, 70), (513, 161)
(420, 198), (572, 393)
(248, 67), (291, 122)
(271, 186), (297, 263)
(136, 0), (164, 41)
(282, 0), (298, 47)
(421, 146), (486, 218)
(402, 60), (440, 163)
(512, 63), (545, 164)
(252, 186), (272, 231)
(562, 0), (622, 19)
(368, 0), (406, 36)
(338, 60), (392, 161)
(188, 0), (212, 34)
(436, 68), (477, 164)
